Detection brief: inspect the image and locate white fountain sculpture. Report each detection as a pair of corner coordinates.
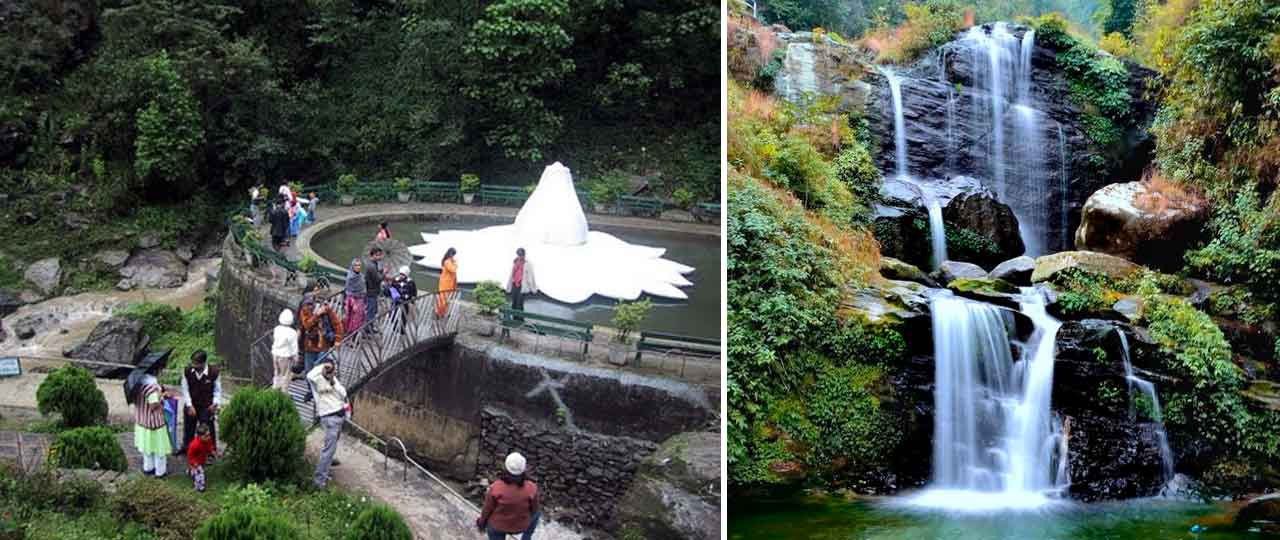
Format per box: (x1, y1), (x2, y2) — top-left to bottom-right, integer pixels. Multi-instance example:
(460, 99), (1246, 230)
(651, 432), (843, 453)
(408, 162), (695, 304)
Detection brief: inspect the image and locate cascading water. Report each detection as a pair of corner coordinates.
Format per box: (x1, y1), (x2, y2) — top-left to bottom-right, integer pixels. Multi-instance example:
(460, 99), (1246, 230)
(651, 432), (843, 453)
(928, 198), (948, 269)
(1057, 123), (1070, 249)
(1012, 104), (1047, 256)
(885, 69), (909, 180)
(910, 288), (1068, 510)
(1117, 331), (1175, 483)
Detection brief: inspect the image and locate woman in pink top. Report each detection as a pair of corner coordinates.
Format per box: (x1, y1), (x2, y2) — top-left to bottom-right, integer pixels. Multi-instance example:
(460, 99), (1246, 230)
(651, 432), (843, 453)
(375, 221), (392, 241)
(477, 452), (540, 540)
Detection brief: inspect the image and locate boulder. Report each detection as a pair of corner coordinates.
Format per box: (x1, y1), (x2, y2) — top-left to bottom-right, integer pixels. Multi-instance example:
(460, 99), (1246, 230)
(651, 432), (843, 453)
(989, 256), (1035, 285)
(16, 212), (38, 225)
(63, 212), (91, 230)
(879, 257), (936, 286)
(1075, 181), (1208, 271)
(1030, 251), (1140, 284)
(24, 257), (61, 294)
(93, 249), (130, 269)
(616, 432), (720, 540)
(1235, 493), (1280, 534)
(932, 260), (987, 285)
(118, 249), (187, 289)
(942, 191), (1025, 267)
(947, 277), (1020, 309)
(137, 233), (161, 249)
(64, 317), (150, 378)
(0, 288), (30, 318)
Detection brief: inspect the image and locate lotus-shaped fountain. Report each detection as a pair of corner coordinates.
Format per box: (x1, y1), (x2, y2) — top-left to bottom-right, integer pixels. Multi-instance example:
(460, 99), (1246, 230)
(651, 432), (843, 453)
(408, 163), (695, 303)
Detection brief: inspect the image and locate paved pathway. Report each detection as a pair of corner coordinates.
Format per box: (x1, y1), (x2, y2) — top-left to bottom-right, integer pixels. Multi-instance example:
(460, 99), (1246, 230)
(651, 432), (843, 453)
(0, 429), (185, 475)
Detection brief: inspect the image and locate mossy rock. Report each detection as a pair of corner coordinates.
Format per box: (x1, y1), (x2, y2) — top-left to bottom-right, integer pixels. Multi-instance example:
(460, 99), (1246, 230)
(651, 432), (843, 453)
(948, 277), (1017, 295)
(878, 257), (935, 286)
(1031, 251), (1140, 283)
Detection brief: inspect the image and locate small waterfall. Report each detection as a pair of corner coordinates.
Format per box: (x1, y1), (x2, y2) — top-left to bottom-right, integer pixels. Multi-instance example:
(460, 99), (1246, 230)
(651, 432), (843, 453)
(1117, 331), (1176, 483)
(945, 88), (957, 173)
(928, 198), (948, 270)
(1017, 30), (1036, 104)
(885, 69), (909, 180)
(914, 289), (1067, 510)
(1012, 104), (1046, 256)
(1057, 123), (1070, 250)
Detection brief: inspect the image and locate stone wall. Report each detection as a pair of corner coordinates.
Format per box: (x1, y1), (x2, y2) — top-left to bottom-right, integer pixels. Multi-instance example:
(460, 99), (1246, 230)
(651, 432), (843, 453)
(477, 407), (658, 528)
(213, 235), (302, 384)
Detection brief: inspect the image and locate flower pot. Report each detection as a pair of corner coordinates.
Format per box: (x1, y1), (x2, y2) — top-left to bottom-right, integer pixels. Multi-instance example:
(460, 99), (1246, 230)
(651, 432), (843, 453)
(478, 318), (497, 337)
(593, 203), (607, 214)
(607, 342), (632, 366)
(397, 192), (411, 203)
(462, 193), (475, 204)
(340, 194), (355, 206)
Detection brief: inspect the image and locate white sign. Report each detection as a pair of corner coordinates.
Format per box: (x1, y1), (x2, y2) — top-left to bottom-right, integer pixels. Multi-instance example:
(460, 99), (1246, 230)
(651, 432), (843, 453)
(0, 357), (20, 378)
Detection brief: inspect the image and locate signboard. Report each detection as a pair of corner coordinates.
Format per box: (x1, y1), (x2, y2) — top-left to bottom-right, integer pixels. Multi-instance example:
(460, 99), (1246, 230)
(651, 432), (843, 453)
(0, 357), (20, 378)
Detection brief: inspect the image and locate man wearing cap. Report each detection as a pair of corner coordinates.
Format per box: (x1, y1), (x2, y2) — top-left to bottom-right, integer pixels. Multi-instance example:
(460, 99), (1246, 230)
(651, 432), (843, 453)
(478, 452), (541, 540)
(309, 361), (349, 488)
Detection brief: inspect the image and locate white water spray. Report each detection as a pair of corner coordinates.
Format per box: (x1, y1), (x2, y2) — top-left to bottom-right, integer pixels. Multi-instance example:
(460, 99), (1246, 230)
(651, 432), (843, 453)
(1117, 331), (1176, 483)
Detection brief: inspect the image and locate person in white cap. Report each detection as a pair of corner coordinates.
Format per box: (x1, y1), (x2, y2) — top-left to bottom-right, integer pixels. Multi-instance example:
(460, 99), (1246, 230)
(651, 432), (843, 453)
(477, 451), (541, 540)
(388, 265), (417, 335)
(270, 308), (298, 391)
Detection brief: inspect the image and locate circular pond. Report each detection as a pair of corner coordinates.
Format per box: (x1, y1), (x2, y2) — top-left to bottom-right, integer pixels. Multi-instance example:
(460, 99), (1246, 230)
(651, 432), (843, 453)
(730, 495), (1274, 540)
(310, 215), (721, 338)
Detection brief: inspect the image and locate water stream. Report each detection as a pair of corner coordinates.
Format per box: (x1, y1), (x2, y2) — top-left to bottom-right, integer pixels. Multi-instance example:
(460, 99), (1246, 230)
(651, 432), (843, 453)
(1117, 331), (1176, 483)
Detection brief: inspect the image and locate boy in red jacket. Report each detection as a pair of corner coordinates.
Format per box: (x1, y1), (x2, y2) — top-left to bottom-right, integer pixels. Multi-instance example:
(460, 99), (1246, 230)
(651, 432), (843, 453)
(187, 423), (214, 492)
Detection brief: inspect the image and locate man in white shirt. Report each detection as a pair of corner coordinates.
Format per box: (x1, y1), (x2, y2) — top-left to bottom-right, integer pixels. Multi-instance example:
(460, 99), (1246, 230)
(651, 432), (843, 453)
(178, 350), (222, 455)
(308, 361), (349, 488)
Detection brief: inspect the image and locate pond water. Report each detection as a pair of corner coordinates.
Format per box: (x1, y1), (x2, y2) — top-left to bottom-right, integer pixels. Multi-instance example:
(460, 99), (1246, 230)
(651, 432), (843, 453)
(311, 216), (721, 338)
(730, 495), (1276, 540)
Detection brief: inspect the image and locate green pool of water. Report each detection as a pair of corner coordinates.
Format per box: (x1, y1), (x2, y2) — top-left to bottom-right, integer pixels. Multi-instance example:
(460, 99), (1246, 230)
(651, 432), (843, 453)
(730, 494), (1273, 540)
(310, 216), (721, 338)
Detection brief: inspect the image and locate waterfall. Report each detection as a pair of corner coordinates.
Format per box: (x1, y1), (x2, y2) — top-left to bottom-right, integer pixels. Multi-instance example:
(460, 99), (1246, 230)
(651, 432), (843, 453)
(1012, 104), (1046, 256)
(1117, 331), (1176, 483)
(885, 69), (909, 180)
(928, 198), (948, 270)
(1017, 30), (1036, 104)
(1057, 123), (1069, 250)
(945, 88), (957, 174)
(912, 289), (1067, 510)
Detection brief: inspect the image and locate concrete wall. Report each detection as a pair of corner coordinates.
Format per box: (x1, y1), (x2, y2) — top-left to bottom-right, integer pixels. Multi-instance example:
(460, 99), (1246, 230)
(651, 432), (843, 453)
(213, 236), (302, 385)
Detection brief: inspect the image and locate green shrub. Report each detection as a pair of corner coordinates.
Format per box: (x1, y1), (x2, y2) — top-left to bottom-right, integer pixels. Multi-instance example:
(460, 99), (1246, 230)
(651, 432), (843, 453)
(337, 173), (357, 194)
(392, 177), (411, 192)
(473, 281), (507, 316)
(118, 302), (184, 334)
(48, 427), (126, 472)
(831, 143), (881, 207)
(112, 478), (212, 540)
(671, 187), (695, 209)
(219, 388), (307, 483)
(194, 505), (298, 540)
(944, 225), (1001, 264)
(345, 505), (412, 540)
(298, 255), (318, 273)
(460, 173), (480, 193)
(36, 365), (108, 428)
(612, 299), (652, 344)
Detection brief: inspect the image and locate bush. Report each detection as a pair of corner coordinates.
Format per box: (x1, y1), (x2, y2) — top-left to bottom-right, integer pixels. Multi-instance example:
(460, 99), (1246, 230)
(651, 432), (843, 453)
(473, 281), (507, 316)
(868, 1), (969, 64)
(118, 302), (184, 334)
(48, 427), (126, 472)
(194, 505), (298, 540)
(671, 187), (695, 209)
(460, 173), (480, 193)
(337, 173), (357, 195)
(219, 388), (307, 483)
(393, 177), (411, 192)
(612, 299), (652, 344)
(36, 365), (108, 428)
(112, 478), (212, 540)
(345, 505), (412, 540)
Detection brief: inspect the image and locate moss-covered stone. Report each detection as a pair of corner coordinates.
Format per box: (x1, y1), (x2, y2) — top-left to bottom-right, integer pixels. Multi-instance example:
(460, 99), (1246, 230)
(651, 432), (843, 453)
(948, 277), (1018, 294)
(1031, 251), (1140, 283)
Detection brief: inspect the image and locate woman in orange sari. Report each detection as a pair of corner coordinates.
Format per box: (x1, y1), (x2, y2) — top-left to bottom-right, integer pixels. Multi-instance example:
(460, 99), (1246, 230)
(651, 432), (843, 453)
(436, 248), (458, 318)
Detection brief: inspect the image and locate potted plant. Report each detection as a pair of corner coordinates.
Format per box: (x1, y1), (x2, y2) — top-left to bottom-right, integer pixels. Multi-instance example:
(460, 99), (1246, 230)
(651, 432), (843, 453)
(394, 177), (413, 203)
(460, 173), (480, 204)
(608, 299), (651, 366)
(473, 281), (507, 336)
(337, 173), (357, 205)
(671, 187), (694, 210)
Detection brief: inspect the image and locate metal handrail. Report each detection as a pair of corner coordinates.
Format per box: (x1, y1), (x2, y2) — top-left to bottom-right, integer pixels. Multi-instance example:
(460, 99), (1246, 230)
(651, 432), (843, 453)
(343, 419), (481, 514)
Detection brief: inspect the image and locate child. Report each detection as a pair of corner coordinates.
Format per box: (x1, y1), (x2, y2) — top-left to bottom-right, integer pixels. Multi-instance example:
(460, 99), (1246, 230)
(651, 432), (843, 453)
(187, 423), (214, 492)
(307, 192), (318, 223)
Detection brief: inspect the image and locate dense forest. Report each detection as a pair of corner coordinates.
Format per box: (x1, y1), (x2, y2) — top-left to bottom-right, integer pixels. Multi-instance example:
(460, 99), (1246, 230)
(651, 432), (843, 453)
(0, 0), (718, 293)
(728, 0), (1280, 501)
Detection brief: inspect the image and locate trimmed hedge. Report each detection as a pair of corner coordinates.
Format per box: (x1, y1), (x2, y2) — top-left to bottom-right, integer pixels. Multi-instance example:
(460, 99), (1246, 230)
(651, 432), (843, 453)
(48, 426), (127, 472)
(36, 364), (108, 428)
(219, 387), (307, 483)
(345, 504), (413, 540)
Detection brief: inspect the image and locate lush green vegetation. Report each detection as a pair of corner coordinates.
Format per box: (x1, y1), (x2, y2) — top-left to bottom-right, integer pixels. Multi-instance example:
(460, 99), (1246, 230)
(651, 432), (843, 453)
(1032, 13), (1134, 151)
(1, 0), (718, 290)
(344, 505), (413, 540)
(36, 365), (109, 428)
(218, 387), (308, 484)
(739, 0), (1107, 40)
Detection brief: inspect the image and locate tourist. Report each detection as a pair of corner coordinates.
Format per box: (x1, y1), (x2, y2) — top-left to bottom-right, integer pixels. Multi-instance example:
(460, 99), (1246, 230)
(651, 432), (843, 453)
(268, 197), (289, 251)
(309, 361), (349, 488)
(375, 221), (392, 241)
(130, 351), (171, 477)
(186, 423), (214, 492)
(436, 248), (458, 318)
(248, 187), (261, 226)
(476, 452), (540, 540)
(505, 248), (537, 313)
(179, 350), (222, 456)
(271, 308), (298, 391)
(300, 286), (344, 402)
(307, 192), (318, 223)
(343, 258), (367, 334)
(288, 196), (307, 239)
(389, 265), (417, 335)
(364, 247), (387, 332)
